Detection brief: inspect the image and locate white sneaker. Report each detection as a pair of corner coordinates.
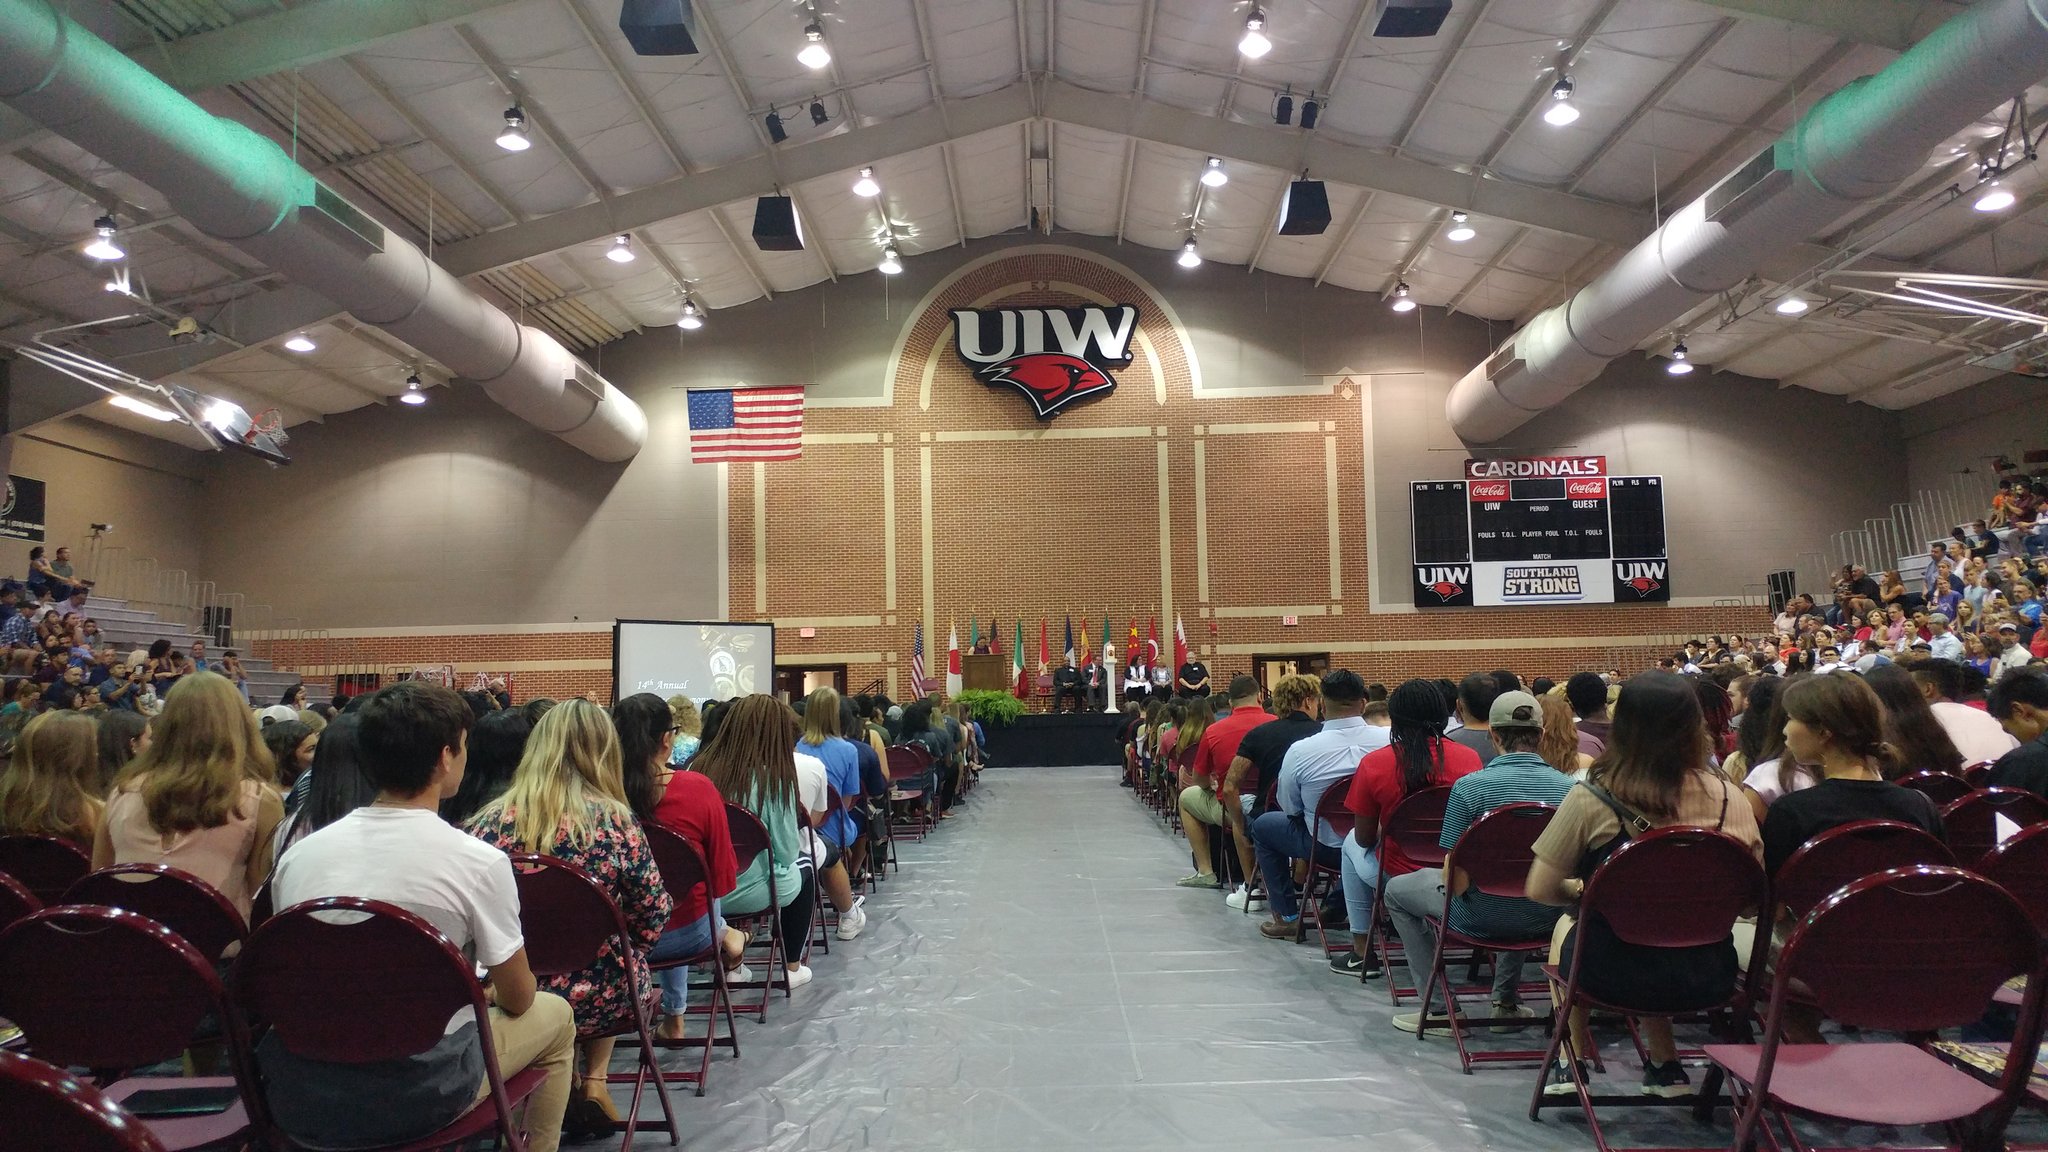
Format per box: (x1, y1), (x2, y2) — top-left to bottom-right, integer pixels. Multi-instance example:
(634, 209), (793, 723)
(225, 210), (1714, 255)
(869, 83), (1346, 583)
(783, 962), (813, 990)
(727, 963), (753, 985)
(836, 898), (868, 940)
(1224, 885), (1250, 910)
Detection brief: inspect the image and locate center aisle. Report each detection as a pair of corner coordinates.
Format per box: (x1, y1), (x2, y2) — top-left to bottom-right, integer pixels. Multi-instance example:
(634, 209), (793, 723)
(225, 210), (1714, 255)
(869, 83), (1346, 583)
(635, 764), (1567, 1151)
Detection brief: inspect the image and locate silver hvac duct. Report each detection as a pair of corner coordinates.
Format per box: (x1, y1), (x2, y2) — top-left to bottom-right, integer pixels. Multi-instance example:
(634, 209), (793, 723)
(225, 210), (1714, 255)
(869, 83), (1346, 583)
(0, 0), (647, 462)
(1446, 0), (2048, 444)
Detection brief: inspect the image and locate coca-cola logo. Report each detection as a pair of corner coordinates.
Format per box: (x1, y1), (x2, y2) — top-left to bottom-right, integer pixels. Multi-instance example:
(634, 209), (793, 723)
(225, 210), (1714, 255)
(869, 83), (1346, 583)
(1565, 479), (1607, 498)
(1469, 481), (1509, 501)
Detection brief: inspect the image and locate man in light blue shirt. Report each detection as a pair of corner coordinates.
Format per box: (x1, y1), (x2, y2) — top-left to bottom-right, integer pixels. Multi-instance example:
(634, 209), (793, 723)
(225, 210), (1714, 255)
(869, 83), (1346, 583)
(1250, 670), (1389, 938)
(1928, 613), (1964, 661)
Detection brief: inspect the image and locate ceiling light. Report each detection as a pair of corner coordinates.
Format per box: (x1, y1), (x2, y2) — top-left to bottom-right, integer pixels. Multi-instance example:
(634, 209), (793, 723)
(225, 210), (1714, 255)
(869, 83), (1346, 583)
(1389, 282), (1416, 312)
(809, 99), (829, 127)
(677, 300), (704, 330)
(1239, 9), (1271, 58)
(283, 333), (316, 353)
(1667, 339), (1693, 375)
(606, 234), (636, 264)
(1975, 183), (2017, 212)
(797, 21), (831, 69)
(765, 110), (787, 144)
(1274, 91), (1293, 125)
(496, 106), (531, 152)
(1300, 95), (1319, 131)
(401, 372), (427, 405)
(878, 245), (902, 275)
(1773, 296), (1810, 315)
(852, 167), (880, 197)
(202, 400), (236, 429)
(1177, 234), (1202, 269)
(1544, 75), (1579, 126)
(1200, 157), (1228, 188)
(82, 215), (123, 261)
(1445, 211), (1475, 242)
(109, 395), (179, 422)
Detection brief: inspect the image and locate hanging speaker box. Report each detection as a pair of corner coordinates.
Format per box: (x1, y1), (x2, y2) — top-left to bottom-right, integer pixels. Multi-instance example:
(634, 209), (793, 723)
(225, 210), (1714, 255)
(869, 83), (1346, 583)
(752, 195), (804, 251)
(619, 0), (700, 55)
(1276, 181), (1332, 236)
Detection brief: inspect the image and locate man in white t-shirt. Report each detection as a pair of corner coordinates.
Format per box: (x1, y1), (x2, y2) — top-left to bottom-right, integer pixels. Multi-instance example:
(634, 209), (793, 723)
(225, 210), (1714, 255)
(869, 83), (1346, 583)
(1911, 657), (2021, 765)
(265, 682), (575, 1152)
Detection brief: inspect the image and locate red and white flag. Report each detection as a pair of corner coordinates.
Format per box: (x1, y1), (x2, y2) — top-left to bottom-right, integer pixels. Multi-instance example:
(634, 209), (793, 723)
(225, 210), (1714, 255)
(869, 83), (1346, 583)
(945, 618), (962, 697)
(1173, 613), (1189, 673)
(686, 385), (803, 462)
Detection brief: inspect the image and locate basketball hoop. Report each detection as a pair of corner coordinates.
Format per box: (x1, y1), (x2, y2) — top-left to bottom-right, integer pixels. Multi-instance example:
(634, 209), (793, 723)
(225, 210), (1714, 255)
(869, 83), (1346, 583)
(246, 408), (288, 447)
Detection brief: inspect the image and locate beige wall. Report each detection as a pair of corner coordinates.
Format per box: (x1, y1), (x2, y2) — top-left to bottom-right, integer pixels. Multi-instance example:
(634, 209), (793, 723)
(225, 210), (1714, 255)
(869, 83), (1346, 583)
(2, 420), (206, 586)
(1902, 374), (2048, 508)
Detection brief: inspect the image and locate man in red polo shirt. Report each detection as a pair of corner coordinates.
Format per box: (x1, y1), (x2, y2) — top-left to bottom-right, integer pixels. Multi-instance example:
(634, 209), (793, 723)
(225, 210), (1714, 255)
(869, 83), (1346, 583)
(1176, 674), (1275, 889)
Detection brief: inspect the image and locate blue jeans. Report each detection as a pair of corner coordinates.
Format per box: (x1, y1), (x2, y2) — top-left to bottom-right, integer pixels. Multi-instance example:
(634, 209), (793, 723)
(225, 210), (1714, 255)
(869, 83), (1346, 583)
(647, 898), (723, 1015)
(1249, 811), (1340, 921)
(1340, 832), (1380, 932)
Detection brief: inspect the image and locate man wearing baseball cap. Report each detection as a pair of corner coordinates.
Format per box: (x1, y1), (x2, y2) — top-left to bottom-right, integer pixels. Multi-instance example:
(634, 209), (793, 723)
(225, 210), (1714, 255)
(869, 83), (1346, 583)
(1381, 690), (1577, 1035)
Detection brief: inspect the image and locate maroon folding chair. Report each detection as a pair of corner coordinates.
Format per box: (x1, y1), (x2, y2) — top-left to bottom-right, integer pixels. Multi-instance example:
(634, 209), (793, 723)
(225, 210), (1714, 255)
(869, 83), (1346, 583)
(0, 905), (258, 1152)
(1942, 787), (2048, 867)
(508, 854), (677, 1150)
(0, 871), (38, 936)
(1964, 761), (1997, 788)
(1897, 770), (1975, 808)
(1416, 802), (1560, 1071)
(1299, 785), (1357, 953)
(796, 807), (833, 953)
(234, 897), (548, 1152)
(884, 746), (930, 841)
(1369, 785), (1453, 1005)
(722, 803), (789, 1022)
(1706, 867), (2047, 1152)
(1980, 821), (2048, 935)
(638, 825), (740, 1092)
(1527, 828), (1769, 1152)
(0, 1050), (166, 1152)
(0, 834), (90, 904)
(1772, 820), (1954, 921)
(65, 865), (247, 965)
(247, 880), (273, 929)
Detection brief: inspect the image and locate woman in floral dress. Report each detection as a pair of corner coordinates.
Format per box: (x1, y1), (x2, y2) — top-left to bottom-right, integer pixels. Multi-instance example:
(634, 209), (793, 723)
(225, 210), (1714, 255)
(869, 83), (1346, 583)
(468, 698), (671, 1135)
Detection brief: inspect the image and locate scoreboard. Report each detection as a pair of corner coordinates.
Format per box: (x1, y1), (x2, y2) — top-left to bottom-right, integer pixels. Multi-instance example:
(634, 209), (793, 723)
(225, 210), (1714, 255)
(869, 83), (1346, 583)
(1411, 457), (1670, 607)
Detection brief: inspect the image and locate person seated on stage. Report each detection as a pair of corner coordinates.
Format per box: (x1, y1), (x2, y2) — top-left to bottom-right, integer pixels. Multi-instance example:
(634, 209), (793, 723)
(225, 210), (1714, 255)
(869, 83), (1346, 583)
(1177, 656), (1211, 700)
(1125, 660), (1150, 704)
(1083, 658), (1108, 710)
(1050, 658), (1086, 713)
(1224, 673), (1325, 912)
(1174, 676), (1274, 890)
(1250, 671), (1386, 936)
(1153, 660), (1174, 699)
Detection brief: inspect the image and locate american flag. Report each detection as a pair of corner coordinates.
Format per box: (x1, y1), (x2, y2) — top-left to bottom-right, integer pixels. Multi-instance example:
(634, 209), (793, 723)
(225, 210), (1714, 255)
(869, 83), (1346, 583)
(686, 385), (804, 463)
(908, 621), (928, 696)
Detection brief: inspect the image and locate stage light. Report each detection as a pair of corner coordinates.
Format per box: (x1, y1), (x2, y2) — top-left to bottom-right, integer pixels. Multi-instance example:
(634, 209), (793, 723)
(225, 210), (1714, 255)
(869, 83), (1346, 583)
(797, 21), (831, 69)
(677, 300), (704, 330)
(1667, 339), (1693, 375)
(283, 333), (316, 353)
(1544, 76), (1579, 126)
(606, 234), (636, 263)
(1274, 91), (1293, 125)
(853, 167), (880, 197)
(1299, 95), (1319, 130)
(1177, 235), (1202, 269)
(1446, 211), (1474, 242)
(878, 245), (902, 275)
(810, 98), (828, 127)
(496, 106), (531, 151)
(1200, 157), (1228, 188)
(765, 110), (787, 143)
(1239, 8), (1271, 58)
(1975, 183), (2017, 212)
(82, 215), (123, 261)
(1390, 281), (1415, 312)
(110, 395), (178, 422)
(1774, 296), (1810, 315)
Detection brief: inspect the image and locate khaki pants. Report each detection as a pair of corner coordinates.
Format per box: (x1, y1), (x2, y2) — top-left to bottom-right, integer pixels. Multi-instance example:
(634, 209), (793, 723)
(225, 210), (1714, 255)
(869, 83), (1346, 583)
(475, 991), (575, 1152)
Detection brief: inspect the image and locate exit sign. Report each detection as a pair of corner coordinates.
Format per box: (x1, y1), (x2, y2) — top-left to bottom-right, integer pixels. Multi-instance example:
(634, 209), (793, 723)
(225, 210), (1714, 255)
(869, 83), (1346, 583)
(1281, 615), (1298, 626)
(798, 627), (817, 639)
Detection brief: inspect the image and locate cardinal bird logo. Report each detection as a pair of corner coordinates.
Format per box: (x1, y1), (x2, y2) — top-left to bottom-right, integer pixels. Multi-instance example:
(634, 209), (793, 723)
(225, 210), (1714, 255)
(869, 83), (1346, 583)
(976, 354), (1116, 419)
(1622, 576), (1662, 598)
(1428, 580), (1465, 603)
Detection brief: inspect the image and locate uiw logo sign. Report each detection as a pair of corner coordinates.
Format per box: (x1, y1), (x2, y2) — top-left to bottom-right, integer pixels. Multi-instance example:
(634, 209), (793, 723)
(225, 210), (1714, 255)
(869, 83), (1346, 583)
(1615, 561), (1667, 598)
(1418, 566), (1471, 603)
(951, 305), (1138, 419)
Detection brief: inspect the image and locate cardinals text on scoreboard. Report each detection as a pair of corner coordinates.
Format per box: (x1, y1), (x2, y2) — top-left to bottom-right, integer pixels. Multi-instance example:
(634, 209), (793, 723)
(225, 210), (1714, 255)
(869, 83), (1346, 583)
(950, 305), (1138, 419)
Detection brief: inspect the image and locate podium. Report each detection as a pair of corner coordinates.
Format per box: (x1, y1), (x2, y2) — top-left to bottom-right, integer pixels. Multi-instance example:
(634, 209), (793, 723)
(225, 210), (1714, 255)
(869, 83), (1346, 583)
(960, 654), (1009, 693)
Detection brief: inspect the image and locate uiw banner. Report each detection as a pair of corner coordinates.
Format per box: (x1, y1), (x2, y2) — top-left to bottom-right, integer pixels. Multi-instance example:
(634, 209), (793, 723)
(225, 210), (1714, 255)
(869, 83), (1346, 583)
(950, 305), (1138, 419)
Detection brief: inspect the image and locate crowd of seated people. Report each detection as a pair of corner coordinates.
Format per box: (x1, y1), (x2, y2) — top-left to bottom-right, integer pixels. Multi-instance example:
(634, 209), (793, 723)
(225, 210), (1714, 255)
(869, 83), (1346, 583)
(0, 666), (982, 1149)
(1123, 638), (2048, 1102)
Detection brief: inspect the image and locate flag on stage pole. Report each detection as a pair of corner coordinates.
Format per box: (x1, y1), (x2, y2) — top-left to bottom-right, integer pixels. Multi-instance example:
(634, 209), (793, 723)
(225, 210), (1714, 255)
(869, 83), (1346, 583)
(969, 617), (980, 651)
(909, 622), (927, 697)
(1063, 616), (1074, 666)
(1147, 616), (1161, 676)
(1078, 618), (1090, 667)
(1102, 611), (1113, 667)
(1039, 618), (1051, 676)
(686, 385), (803, 462)
(946, 618), (962, 696)
(1128, 618), (1140, 669)
(1013, 620), (1027, 699)
(989, 616), (1000, 653)
(1174, 613), (1189, 674)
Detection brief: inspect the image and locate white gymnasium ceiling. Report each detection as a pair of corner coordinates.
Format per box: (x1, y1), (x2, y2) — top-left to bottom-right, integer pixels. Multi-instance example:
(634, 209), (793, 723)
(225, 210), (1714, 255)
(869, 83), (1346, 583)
(2, 0), (2043, 440)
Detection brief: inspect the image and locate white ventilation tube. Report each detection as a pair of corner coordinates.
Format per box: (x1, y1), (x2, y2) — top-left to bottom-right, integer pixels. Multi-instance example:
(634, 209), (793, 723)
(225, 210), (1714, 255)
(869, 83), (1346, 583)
(1447, 0), (2048, 443)
(0, 0), (646, 461)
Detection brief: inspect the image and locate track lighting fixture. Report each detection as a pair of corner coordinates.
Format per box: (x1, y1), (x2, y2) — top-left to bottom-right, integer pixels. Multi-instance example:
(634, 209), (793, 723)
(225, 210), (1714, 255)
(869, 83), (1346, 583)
(1299, 94), (1319, 130)
(401, 372), (426, 405)
(496, 106), (532, 151)
(677, 300), (704, 330)
(1177, 234), (1202, 269)
(1666, 339), (1694, 375)
(82, 214), (124, 261)
(1239, 8), (1271, 58)
(1773, 296), (1810, 315)
(853, 167), (881, 197)
(1974, 182), (2017, 212)
(810, 98), (829, 127)
(797, 21), (831, 69)
(283, 332), (317, 353)
(606, 234), (636, 263)
(1544, 75), (1579, 126)
(1200, 157), (1228, 188)
(1445, 211), (1474, 242)
(878, 244), (903, 275)
(765, 110), (788, 143)
(1390, 282), (1415, 312)
(1274, 89), (1293, 126)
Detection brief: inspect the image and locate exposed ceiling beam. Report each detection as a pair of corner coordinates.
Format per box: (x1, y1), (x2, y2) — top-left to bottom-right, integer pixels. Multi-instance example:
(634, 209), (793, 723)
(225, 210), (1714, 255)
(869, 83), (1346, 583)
(1313, 191), (1375, 287)
(12, 150), (252, 280)
(1444, 227), (1529, 314)
(1389, 0), (1495, 153)
(0, 0), (530, 153)
(1660, 41), (1856, 206)
(1689, 0), (1961, 53)
(1563, 19), (1737, 194)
